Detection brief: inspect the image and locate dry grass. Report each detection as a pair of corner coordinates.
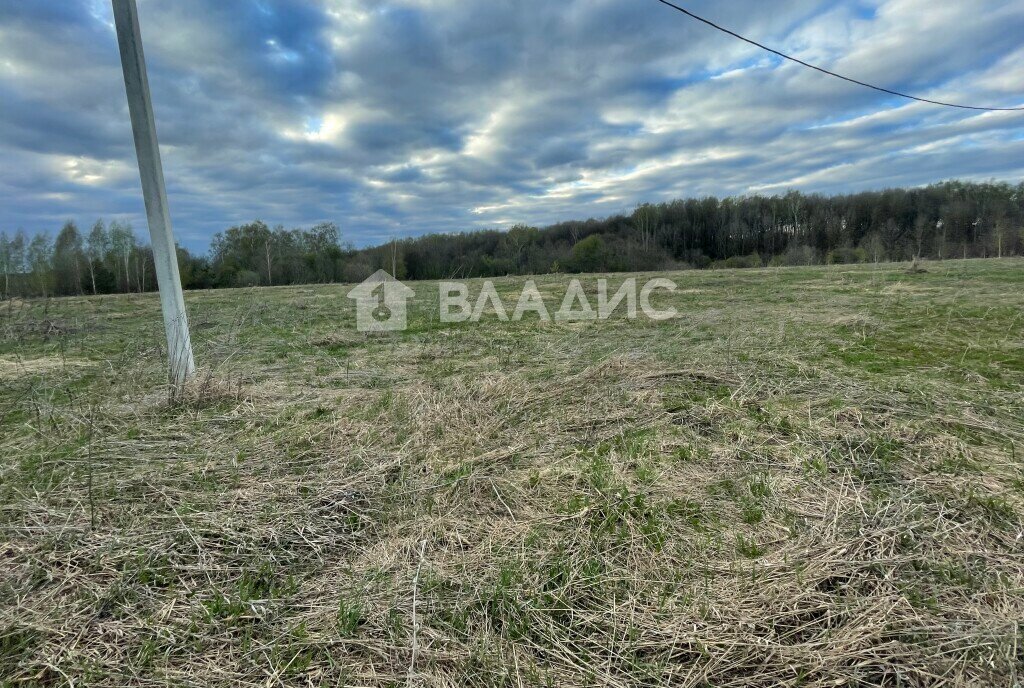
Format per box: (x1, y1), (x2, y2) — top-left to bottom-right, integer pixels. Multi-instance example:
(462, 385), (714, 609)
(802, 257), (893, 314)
(1, 259), (1022, 686)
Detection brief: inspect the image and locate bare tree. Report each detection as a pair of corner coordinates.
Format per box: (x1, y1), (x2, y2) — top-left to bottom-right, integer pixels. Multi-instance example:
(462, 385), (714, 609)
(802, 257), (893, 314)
(265, 236), (274, 286)
(633, 203), (659, 252)
(993, 215), (1010, 258)
(110, 221), (136, 292)
(27, 233), (52, 297)
(862, 232), (885, 264)
(86, 220), (109, 295)
(568, 221), (581, 246)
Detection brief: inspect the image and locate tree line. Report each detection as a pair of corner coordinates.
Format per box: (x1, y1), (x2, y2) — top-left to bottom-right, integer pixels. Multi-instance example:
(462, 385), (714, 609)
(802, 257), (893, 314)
(2, 180), (1021, 298)
(0, 219), (356, 298)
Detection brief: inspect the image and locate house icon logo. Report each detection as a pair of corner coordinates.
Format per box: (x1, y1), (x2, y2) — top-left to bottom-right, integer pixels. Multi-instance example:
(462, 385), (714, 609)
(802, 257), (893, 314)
(347, 270), (415, 332)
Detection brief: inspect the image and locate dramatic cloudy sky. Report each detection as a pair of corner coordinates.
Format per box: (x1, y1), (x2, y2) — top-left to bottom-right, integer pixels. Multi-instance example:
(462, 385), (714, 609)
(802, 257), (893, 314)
(2, 0), (1022, 250)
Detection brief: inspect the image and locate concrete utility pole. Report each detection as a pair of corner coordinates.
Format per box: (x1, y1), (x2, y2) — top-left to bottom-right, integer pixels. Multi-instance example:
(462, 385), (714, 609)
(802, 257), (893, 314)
(112, 0), (196, 384)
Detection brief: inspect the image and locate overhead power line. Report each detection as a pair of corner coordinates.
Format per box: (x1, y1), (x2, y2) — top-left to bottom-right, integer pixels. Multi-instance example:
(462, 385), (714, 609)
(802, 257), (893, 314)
(653, 0), (1024, 112)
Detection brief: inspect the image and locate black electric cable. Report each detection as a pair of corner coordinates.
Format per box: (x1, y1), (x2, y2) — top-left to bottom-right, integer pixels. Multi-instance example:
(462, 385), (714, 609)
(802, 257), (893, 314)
(654, 0), (1024, 111)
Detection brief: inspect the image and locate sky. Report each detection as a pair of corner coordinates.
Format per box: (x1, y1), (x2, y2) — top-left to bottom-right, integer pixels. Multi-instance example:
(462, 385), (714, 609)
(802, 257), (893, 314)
(1, 0), (1023, 251)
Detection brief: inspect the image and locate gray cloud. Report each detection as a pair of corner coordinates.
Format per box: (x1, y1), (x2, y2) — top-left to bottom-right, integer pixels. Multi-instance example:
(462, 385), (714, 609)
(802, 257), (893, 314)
(0, 0), (1021, 250)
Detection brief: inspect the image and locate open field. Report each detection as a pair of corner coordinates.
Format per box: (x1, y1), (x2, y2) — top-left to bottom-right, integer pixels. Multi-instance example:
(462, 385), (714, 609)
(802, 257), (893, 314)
(1, 258), (1023, 687)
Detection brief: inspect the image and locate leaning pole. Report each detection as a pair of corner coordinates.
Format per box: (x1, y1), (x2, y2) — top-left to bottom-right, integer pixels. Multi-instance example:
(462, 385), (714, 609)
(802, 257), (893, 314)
(112, 0), (196, 384)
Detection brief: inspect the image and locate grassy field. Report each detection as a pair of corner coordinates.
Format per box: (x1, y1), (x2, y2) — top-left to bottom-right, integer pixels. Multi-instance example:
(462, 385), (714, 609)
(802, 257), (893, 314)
(1, 258), (1022, 687)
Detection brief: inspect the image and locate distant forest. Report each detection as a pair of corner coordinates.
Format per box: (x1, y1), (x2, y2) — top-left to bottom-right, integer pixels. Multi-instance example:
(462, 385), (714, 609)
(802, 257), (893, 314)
(1, 180), (1021, 298)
